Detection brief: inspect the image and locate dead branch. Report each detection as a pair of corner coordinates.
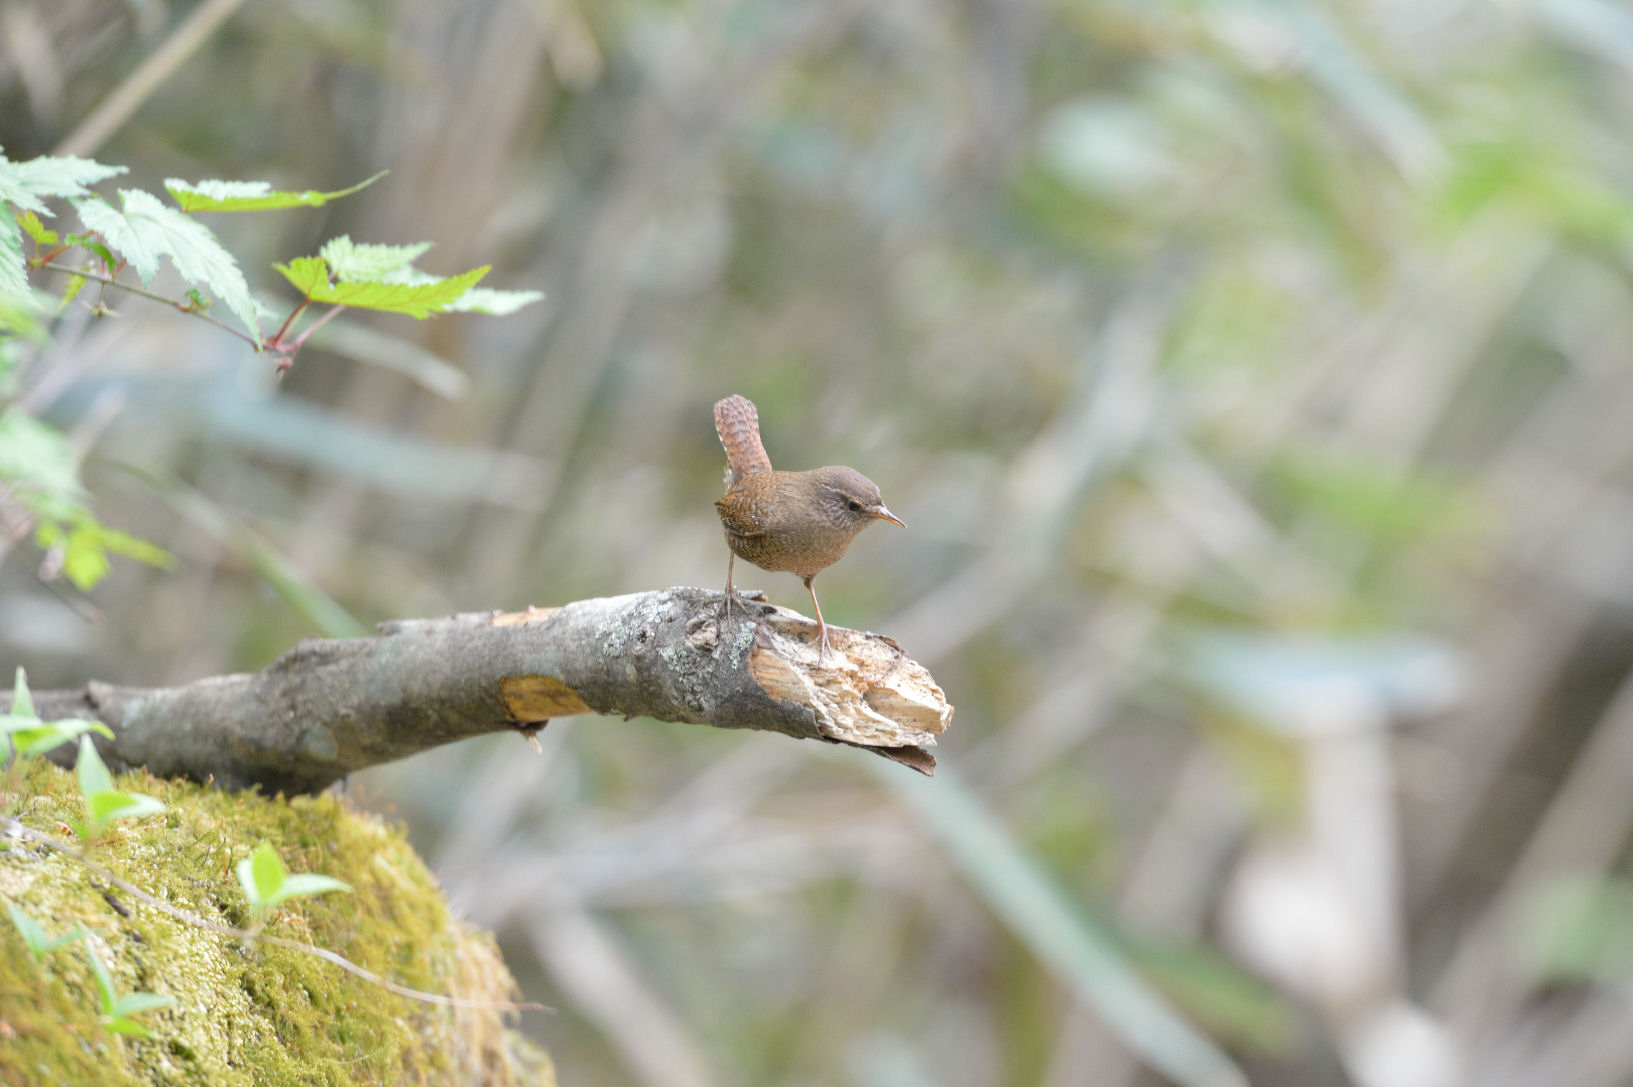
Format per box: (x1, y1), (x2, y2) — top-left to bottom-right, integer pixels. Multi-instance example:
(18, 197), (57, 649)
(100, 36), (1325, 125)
(17, 587), (951, 793)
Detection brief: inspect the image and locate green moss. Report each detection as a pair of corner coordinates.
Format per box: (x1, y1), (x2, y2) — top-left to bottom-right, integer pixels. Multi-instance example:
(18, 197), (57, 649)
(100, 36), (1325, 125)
(0, 757), (553, 1087)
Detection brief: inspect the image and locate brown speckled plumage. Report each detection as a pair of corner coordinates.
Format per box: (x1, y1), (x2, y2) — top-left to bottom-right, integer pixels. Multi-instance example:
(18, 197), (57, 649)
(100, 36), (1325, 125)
(712, 394), (903, 661)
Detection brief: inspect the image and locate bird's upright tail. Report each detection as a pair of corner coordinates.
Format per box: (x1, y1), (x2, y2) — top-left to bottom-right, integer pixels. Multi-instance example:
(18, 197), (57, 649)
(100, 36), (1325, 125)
(714, 394), (774, 485)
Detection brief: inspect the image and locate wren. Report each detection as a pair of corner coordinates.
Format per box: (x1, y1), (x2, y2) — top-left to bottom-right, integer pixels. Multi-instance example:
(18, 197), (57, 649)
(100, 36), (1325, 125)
(713, 394), (904, 662)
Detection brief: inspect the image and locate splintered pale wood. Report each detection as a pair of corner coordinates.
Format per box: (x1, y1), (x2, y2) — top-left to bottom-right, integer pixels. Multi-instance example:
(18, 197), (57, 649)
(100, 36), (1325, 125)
(21, 588), (952, 794)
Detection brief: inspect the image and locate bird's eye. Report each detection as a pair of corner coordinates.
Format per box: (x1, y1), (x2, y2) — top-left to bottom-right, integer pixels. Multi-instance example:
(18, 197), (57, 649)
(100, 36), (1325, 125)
(847, 500), (862, 512)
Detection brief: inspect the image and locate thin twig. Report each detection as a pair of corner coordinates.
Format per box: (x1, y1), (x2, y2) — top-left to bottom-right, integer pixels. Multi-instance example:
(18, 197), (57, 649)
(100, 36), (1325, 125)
(3, 818), (549, 1014)
(289, 304), (346, 349)
(266, 297), (310, 351)
(35, 261), (262, 348)
(53, 0), (251, 158)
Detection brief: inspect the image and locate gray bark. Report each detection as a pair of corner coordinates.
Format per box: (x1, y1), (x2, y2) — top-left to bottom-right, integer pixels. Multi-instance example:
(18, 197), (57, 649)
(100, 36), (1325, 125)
(17, 587), (950, 793)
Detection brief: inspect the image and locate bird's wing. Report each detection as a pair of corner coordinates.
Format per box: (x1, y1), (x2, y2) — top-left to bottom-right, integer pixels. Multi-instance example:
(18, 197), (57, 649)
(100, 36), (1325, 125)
(715, 493), (771, 536)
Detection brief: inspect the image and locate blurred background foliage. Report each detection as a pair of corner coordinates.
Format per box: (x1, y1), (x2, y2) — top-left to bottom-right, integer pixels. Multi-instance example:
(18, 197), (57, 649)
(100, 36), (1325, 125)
(5, 0), (1633, 1084)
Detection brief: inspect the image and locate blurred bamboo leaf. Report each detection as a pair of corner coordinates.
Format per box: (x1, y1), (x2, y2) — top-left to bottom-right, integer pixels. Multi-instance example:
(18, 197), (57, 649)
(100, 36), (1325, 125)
(194, 382), (546, 506)
(1513, 874), (1633, 983)
(884, 763), (1249, 1087)
(304, 319), (471, 400)
(1123, 931), (1297, 1052)
(133, 468), (368, 639)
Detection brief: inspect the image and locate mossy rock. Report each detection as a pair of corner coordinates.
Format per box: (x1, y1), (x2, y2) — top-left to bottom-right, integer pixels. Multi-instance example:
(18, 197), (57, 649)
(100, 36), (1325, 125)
(0, 756), (553, 1086)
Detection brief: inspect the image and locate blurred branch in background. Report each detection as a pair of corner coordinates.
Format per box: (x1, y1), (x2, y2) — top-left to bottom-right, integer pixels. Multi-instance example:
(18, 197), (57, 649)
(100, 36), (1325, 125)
(7, 0), (1633, 1084)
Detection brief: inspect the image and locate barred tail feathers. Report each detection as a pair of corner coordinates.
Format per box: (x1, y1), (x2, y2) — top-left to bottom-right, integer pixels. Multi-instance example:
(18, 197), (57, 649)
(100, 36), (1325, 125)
(714, 395), (774, 485)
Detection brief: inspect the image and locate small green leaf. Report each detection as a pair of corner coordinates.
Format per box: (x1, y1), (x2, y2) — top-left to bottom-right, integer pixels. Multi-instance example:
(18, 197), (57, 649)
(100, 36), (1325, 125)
(72, 189), (259, 342)
(84, 947), (174, 1037)
(16, 208), (57, 244)
(61, 523), (111, 590)
(7, 901), (48, 957)
(87, 789), (164, 826)
(236, 841), (287, 909)
(86, 946), (119, 1012)
(6, 902), (89, 960)
(274, 261), (489, 318)
(319, 235), (432, 282)
(236, 842), (351, 911)
(443, 287), (545, 315)
(104, 1018), (156, 1038)
(76, 734), (113, 800)
(112, 992), (177, 1018)
(11, 666), (35, 718)
(166, 170), (386, 212)
(48, 518), (171, 590)
(75, 736), (164, 835)
(65, 234), (116, 275)
(250, 840), (287, 899)
(5, 718), (114, 758)
(272, 873), (353, 903)
(60, 273), (86, 309)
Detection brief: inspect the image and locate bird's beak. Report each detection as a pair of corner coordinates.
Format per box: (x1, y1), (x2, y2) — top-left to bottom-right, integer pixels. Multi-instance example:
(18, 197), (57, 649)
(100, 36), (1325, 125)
(875, 505), (906, 528)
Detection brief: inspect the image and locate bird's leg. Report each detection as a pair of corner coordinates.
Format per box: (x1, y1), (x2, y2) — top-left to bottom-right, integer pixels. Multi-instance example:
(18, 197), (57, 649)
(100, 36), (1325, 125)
(722, 551), (736, 621)
(803, 576), (830, 664)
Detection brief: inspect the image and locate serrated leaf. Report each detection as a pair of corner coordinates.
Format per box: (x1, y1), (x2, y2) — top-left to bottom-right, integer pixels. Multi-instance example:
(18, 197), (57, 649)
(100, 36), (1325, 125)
(11, 666), (34, 718)
(72, 189), (259, 342)
(0, 215), (26, 299)
(319, 235), (432, 282)
(0, 153), (127, 216)
(275, 260), (488, 318)
(443, 287), (545, 315)
(16, 209), (57, 244)
(60, 273), (86, 309)
(166, 170), (386, 212)
(38, 516), (168, 591)
(272, 255), (328, 296)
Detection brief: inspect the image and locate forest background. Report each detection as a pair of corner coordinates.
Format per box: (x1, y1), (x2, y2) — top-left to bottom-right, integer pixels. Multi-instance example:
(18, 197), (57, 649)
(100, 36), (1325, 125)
(4, 2), (1631, 1085)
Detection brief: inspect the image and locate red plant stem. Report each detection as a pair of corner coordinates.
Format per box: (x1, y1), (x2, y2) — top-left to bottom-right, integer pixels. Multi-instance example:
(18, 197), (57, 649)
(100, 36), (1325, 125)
(266, 298), (312, 350)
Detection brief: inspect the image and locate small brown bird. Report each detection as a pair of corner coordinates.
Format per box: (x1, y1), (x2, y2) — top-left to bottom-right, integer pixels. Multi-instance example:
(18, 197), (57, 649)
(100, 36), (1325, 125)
(713, 394), (904, 661)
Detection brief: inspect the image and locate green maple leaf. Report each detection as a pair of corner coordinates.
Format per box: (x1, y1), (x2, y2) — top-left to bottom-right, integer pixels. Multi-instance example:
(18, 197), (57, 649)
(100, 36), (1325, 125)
(72, 189), (260, 343)
(165, 171), (386, 212)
